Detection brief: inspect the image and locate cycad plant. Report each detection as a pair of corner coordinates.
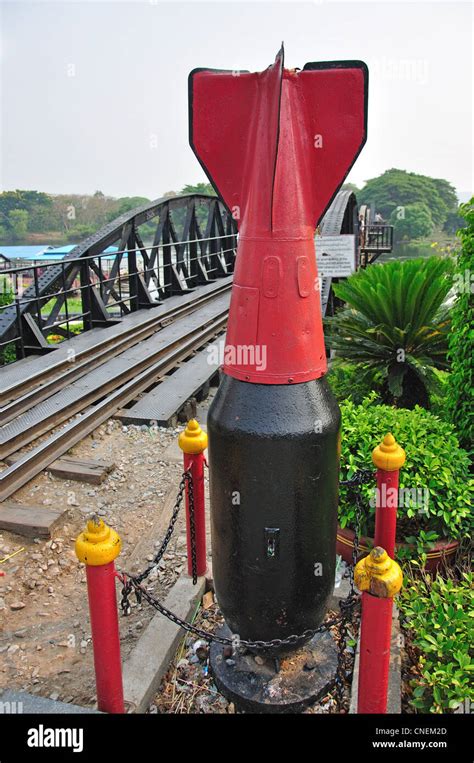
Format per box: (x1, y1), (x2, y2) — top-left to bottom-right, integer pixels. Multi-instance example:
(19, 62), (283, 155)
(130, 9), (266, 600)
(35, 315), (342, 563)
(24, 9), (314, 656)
(325, 256), (455, 408)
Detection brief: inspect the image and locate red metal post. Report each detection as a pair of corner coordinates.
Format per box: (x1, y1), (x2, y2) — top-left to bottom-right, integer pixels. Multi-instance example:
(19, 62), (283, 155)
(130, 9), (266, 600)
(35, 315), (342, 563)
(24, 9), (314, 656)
(75, 519), (124, 714)
(183, 450), (207, 577)
(372, 434), (406, 559)
(357, 592), (393, 713)
(354, 546), (403, 714)
(178, 419), (208, 578)
(85, 562), (124, 714)
(374, 468), (399, 559)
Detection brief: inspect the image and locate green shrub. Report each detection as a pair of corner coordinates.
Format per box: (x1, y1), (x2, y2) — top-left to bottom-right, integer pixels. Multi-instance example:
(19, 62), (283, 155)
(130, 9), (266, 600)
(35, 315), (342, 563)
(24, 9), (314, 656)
(327, 363), (383, 405)
(399, 570), (474, 713)
(447, 198), (474, 453)
(428, 369), (451, 420)
(339, 395), (472, 547)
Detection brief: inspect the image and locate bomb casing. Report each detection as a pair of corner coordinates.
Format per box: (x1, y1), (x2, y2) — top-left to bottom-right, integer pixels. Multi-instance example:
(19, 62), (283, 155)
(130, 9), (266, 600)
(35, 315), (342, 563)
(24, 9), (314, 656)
(189, 46), (368, 644)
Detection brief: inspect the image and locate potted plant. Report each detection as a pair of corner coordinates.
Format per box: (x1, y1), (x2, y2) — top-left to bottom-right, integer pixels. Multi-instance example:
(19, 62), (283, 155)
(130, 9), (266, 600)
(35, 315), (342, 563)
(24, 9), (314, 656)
(337, 396), (472, 570)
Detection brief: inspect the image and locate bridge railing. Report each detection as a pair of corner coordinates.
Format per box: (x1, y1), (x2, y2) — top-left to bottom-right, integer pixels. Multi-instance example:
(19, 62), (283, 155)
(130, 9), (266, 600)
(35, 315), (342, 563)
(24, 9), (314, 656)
(0, 194), (237, 364)
(360, 224), (394, 254)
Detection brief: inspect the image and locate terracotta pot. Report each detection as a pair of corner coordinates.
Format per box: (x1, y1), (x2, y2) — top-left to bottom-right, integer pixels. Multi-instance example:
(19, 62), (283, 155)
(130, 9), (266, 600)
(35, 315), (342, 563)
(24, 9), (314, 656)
(336, 525), (459, 573)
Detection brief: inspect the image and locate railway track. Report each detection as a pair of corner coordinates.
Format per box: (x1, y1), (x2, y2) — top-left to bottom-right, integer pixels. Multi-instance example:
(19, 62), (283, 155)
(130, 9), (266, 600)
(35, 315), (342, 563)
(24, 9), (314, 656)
(0, 278), (232, 414)
(0, 282), (230, 501)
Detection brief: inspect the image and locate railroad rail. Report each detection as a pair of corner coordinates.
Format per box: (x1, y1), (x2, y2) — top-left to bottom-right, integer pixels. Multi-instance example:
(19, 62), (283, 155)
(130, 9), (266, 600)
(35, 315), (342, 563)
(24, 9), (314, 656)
(0, 279), (231, 416)
(0, 287), (229, 500)
(0, 190), (393, 504)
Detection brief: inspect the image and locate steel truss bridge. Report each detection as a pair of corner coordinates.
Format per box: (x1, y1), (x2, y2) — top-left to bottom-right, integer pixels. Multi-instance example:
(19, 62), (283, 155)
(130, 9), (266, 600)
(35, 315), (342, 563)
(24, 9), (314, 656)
(0, 190), (392, 504)
(0, 191), (392, 362)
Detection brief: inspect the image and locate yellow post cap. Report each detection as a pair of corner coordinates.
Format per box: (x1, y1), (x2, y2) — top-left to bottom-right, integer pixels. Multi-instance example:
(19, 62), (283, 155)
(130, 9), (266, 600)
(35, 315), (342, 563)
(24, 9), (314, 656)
(75, 517), (121, 566)
(354, 546), (403, 598)
(372, 433), (406, 471)
(178, 419), (208, 454)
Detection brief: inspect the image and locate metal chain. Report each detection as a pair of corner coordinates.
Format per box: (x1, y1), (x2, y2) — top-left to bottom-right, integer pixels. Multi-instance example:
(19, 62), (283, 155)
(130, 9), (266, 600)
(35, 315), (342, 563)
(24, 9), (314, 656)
(334, 468), (373, 708)
(119, 469), (373, 668)
(122, 574), (342, 650)
(186, 472), (198, 585)
(119, 471), (193, 615)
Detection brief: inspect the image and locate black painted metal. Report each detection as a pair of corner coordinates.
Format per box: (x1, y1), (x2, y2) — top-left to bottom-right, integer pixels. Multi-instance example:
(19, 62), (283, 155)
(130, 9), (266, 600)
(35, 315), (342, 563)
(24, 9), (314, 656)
(207, 374), (341, 644)
(0, 194), (237, 360)
(210, 624), (338, 713)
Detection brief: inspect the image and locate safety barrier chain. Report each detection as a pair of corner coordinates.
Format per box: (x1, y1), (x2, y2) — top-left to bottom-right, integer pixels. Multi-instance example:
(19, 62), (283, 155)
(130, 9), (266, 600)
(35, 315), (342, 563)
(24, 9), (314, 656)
(334, 468), (373, 705)
(117, 466), (373, 708)
(118, 471), (197, 616)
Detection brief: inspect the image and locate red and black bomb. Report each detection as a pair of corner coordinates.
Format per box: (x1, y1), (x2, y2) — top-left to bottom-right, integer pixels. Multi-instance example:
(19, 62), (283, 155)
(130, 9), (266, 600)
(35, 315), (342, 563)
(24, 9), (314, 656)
(189, 46), (368, 644)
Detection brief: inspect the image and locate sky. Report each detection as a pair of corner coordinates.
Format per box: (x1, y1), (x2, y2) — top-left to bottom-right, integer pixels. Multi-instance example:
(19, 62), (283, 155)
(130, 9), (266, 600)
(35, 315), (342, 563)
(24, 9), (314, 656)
(0, 0), (472, 201)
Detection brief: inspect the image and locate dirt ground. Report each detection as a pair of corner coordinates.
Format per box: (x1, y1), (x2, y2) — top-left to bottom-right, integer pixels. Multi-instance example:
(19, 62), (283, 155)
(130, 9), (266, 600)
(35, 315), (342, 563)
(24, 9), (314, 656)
(0, 417), (196, 709)
(0, 392), (355, 714)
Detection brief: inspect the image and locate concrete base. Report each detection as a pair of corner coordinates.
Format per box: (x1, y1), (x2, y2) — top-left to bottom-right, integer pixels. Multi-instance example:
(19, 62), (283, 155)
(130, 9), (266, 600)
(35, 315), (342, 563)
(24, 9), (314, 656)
(210, 624), (338, 713)
(122, 575), (206, 713)
(0, 689), (99, 714)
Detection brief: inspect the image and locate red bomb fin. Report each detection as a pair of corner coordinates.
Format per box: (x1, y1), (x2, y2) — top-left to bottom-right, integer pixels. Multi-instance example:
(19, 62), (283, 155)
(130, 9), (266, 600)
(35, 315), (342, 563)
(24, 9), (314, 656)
(189, 46), (283, 233)
(189, 48), (367, 235)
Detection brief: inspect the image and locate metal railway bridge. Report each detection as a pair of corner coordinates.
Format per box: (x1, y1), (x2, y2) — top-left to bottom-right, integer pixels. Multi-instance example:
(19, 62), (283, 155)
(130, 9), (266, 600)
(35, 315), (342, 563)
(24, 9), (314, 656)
(0, 191), (392, 506)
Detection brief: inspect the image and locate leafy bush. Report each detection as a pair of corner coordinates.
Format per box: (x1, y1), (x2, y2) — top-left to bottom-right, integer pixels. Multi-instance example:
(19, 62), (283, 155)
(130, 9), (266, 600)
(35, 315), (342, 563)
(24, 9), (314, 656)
(327, 363), (383, 405)
(325, 257), (454, 409)
(339, 395), (472, 545)
(399, 570), (474, 713)
(447, 198), (474, 453)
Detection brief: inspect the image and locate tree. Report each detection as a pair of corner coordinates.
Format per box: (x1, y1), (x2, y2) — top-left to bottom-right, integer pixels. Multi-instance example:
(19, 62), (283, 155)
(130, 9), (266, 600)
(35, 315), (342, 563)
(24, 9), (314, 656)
(443, 208), (467, 235)
(390, 202), (434, 241)
(180, 183), (216, 197)
(447, 198), (474, 452)
(342, 182), (360, 194)
(66, 223), (97, 242)
(8, 209), (29, 240)
(106, 196), (150, 222)
(0, 190), (53, 234)
(358, 169), (458, 229)
(325, 256), (454, 409)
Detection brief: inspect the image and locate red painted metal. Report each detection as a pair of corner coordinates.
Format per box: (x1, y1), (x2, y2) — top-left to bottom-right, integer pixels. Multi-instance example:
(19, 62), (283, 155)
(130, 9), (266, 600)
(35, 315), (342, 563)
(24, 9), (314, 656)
(184, 451), (207, 577)
(374, 468), (400, 559)
(86, 562), (125, 713)
(357, 591), (393, 713)
(189, 46), (367, 384)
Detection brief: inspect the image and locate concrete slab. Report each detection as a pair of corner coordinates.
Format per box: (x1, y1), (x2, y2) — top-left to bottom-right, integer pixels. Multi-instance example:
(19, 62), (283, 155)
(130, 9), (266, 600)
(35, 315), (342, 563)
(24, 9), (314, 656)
(0, 689), (99, 714)
(328, 575), (352, 611)
(122, 574), (206, 713)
